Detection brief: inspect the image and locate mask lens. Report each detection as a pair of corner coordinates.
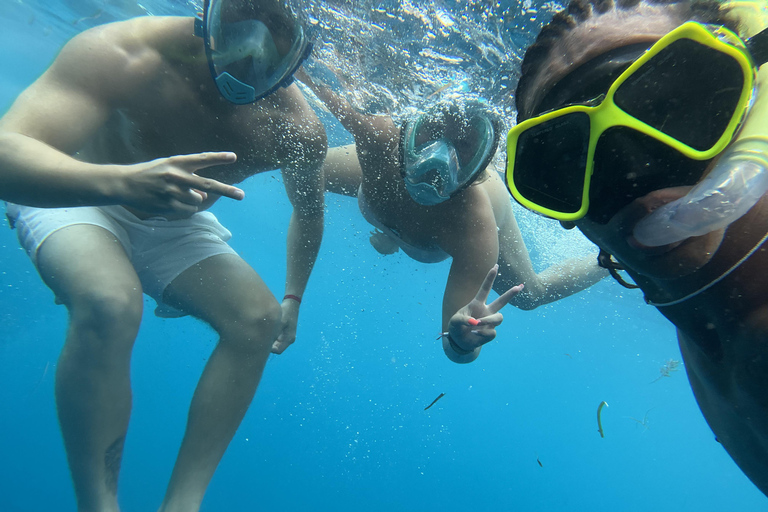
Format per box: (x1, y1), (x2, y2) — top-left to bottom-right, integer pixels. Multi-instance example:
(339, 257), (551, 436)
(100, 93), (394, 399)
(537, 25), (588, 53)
(614, 39), (745, 151)
(203, 0), (310, 104)
(512, 112), (590, 215)
(588, 127), (712, 223)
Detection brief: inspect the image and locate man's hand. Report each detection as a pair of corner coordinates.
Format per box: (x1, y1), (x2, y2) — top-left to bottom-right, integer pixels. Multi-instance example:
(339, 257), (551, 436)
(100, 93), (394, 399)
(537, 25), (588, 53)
(272, 299), (299, 354)
(448, 264), (524, 352)
(121, 152), (244, 215)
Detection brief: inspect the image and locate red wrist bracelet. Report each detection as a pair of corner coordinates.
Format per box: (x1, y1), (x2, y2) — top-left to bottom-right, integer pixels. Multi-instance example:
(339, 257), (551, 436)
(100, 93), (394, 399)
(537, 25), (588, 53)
(283, 294), (302, 304)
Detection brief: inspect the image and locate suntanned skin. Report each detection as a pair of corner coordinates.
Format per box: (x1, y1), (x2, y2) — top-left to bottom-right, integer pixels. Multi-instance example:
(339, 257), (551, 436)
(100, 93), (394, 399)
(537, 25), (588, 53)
(297, 69), (606, 363)
(0, 16), (326, 512)
(519, 5), (768, 496)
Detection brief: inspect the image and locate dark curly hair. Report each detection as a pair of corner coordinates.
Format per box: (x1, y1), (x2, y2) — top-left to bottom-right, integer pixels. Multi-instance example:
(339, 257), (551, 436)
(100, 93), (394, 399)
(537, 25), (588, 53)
(515, 0), (737, 120)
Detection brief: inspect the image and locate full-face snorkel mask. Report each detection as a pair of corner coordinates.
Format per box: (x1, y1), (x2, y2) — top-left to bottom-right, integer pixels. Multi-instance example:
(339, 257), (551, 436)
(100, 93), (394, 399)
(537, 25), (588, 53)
(400, 100), (501, 206)
(197, 0), (312, 104)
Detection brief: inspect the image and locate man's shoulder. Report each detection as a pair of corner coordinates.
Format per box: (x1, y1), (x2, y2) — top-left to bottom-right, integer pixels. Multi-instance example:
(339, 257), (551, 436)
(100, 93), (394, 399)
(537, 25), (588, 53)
(65, 16), (192, 62)
(52, 17), (196, 99)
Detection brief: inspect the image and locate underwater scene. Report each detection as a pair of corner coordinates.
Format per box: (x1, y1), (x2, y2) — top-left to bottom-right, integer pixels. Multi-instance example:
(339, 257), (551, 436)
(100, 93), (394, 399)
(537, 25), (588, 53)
(1, 0), (767, 510)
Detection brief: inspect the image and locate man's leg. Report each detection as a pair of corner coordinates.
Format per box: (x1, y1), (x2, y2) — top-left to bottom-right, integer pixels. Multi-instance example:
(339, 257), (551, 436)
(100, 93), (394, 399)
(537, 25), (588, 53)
(37, 225), (144, 512)
(157, 253), (281, 512)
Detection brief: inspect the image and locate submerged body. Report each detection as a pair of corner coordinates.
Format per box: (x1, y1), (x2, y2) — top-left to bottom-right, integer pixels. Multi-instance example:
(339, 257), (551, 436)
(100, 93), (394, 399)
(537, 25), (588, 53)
(301, 69), (606, 363)
(0, 12), (326, 512)
(512, 0), (768, 495)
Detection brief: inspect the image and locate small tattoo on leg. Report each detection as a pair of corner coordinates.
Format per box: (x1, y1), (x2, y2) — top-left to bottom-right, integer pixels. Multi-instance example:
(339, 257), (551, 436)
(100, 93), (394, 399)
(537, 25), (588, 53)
(104, 436), (125, 494)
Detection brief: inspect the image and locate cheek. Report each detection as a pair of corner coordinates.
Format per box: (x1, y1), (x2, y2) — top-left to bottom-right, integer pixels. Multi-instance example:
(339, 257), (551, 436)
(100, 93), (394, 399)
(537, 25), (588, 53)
(573, 220), (615, 254)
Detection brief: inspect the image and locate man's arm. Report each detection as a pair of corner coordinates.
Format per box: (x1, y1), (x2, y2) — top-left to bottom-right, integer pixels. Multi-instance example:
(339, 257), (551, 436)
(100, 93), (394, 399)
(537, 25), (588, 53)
(0, 22), (242, 213)
(494, 210), (606, 310)
(272, 157), (326, 354)
(271, 91), (328, 354)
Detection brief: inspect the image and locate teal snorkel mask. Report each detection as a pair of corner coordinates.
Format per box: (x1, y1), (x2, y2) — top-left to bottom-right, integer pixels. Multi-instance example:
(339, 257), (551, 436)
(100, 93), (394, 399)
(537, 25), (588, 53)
(400, 100), (501, 205)
(198, 0), (312, 104)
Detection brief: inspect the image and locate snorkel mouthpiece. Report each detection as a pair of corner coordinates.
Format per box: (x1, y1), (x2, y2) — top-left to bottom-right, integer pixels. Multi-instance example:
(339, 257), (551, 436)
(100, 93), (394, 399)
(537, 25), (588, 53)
(633, 136), (768, 246)
(404, 140), (461, 205)
(631, 25), (768, 246)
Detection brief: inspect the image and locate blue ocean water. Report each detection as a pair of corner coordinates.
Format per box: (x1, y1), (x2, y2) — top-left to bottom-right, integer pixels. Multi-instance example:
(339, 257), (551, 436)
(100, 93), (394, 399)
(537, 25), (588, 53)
(0, 1), (766, 511)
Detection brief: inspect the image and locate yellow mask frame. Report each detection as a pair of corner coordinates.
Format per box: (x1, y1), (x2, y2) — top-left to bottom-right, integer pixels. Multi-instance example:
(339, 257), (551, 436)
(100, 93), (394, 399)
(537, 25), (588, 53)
(505, 22), (755, 221)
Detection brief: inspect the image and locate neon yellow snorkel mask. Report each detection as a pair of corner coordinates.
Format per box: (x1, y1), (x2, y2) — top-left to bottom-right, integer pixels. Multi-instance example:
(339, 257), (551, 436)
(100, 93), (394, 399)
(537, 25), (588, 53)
(506, 22), (760, 224)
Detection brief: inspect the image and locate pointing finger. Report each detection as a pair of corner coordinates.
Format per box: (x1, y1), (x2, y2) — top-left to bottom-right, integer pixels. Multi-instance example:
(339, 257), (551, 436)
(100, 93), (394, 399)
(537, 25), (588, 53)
(189, 175), (244, 200)
(172, 172), (245, 201)
(477, 311), (503, 328)
(488, 283), (524, 314)
(473, 264), (499, 305)
(173, 188), (207, 207)
(170, 152), (238, 171)
(167, 152), (244, 200)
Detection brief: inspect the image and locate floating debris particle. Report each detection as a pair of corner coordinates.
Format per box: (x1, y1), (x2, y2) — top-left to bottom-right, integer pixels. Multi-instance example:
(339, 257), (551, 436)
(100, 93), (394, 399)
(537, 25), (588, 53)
(424, 393), (445, 410)
(597, 401), (609, 438)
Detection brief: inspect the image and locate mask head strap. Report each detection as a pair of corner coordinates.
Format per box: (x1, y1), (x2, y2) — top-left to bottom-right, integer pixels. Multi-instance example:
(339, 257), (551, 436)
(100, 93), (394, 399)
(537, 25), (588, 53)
(746, 26), (768, 66)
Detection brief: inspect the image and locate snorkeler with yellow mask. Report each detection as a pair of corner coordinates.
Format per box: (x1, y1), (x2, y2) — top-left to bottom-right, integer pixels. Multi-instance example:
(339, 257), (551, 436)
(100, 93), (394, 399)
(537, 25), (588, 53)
(507, 0), (768, 495)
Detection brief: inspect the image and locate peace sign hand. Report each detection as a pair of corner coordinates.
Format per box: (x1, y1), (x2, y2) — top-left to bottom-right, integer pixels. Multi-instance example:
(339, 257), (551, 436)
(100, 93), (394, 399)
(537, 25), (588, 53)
(447, 264), (524, 352)
(120, 152), (244, 216)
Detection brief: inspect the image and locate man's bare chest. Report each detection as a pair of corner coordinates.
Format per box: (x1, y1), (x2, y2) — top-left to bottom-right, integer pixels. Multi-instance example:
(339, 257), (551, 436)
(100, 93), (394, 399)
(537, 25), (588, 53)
(85, 90), (300, 185)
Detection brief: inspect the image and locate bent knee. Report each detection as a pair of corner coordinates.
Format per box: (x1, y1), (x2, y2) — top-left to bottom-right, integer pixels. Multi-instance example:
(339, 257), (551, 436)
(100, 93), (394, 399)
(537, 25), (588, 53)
(215, 298), (282, 351)
(69, 285), (142, 319)
(66, 288), (143, 350)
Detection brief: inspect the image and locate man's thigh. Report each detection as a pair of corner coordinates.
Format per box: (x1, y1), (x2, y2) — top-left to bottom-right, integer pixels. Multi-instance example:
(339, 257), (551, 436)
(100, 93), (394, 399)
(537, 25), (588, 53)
(162, 253), (277, 329)
(36, 224), (141, 306)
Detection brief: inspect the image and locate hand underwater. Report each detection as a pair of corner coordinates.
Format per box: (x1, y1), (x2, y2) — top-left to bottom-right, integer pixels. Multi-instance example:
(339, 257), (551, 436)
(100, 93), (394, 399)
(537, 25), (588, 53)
(447, 264), (524, 352)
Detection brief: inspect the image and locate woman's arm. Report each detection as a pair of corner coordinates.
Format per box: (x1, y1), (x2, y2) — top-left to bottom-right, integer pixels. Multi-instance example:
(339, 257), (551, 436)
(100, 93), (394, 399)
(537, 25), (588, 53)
(495, 209), (606, 310)
(438, 191), (523, 363)
(295, 68), (394, 145)
(322, 144), (363, 196)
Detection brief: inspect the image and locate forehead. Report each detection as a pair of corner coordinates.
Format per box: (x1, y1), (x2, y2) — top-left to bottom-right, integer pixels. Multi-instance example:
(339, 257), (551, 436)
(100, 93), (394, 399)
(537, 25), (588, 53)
(521, 6), (686, 116)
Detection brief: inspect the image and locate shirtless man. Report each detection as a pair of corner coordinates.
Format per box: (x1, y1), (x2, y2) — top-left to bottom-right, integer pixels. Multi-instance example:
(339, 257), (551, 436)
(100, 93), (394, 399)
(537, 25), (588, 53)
(507, 0), (768, 495)
(296, 69), (605, 363)
(0, 1), (326, 510)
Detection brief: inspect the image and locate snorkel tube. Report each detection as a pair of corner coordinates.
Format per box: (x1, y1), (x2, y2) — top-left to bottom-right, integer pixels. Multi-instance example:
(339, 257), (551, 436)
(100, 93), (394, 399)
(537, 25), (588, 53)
(633, 28), (768, 247)
(632, 134), (768, 246)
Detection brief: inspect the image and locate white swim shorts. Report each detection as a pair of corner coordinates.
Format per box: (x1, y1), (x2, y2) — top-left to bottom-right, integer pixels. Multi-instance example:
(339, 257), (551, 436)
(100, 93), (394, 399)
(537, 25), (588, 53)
(5, 203), (237, 317)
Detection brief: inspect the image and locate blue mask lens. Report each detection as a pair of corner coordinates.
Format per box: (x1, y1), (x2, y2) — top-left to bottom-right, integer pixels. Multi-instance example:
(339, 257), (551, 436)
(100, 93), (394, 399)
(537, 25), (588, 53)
(400, 100), (499, 205)
(202, 0), (312, 104)
(403, 139), (461, 206)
